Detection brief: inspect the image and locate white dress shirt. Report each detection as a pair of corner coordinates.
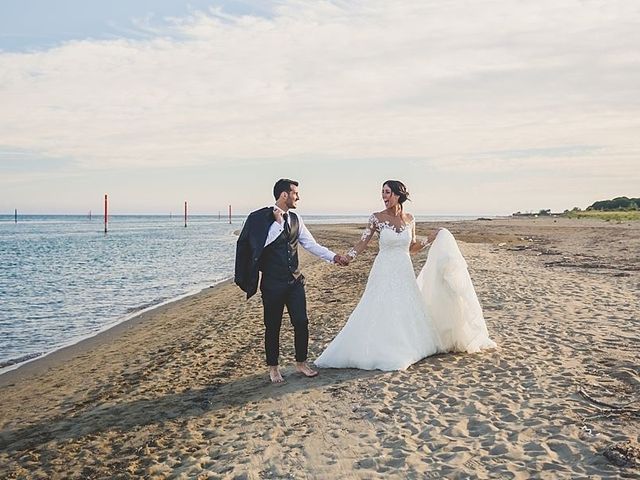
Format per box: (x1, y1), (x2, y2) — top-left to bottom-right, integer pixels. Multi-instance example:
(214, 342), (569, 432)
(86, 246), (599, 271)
(264, 206), (336, 263)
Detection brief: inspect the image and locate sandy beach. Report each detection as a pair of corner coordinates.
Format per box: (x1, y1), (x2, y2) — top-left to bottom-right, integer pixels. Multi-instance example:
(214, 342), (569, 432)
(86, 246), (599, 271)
(0, 217), (638, 479)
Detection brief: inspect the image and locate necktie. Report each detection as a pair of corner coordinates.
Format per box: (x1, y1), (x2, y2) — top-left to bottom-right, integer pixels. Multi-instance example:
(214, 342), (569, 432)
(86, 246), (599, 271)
(283, 212), (291, 237)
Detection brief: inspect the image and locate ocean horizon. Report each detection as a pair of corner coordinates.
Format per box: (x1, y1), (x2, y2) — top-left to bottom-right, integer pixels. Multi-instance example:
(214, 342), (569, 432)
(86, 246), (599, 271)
(0, 213), (484, 373)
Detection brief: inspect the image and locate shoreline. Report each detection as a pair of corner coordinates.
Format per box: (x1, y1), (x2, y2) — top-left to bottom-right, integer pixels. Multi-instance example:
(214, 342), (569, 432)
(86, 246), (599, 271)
(0, 279), (234, 386)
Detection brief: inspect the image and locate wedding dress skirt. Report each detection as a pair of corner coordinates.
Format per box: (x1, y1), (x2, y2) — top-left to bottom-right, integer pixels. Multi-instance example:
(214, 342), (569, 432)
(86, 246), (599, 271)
(315, 225), (441, 371)
(315, 226), (495, 371)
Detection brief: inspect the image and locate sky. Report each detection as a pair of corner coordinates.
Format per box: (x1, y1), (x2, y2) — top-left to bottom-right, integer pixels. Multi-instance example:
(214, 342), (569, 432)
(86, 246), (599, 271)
(1, 0), (638, 215)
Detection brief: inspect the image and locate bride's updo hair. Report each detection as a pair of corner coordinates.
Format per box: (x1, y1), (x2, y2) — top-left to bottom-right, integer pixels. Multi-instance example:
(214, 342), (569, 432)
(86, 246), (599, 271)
(383, 180), (410, 206)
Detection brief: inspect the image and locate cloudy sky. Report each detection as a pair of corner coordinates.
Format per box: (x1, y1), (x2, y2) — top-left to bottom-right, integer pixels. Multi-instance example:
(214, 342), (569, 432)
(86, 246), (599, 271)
(1, 0), (638, 215)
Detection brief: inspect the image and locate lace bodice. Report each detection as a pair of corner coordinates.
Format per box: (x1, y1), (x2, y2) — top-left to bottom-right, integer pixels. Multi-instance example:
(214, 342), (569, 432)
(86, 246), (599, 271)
(378, 219), (414, 252)
(347, 213), (415, 259)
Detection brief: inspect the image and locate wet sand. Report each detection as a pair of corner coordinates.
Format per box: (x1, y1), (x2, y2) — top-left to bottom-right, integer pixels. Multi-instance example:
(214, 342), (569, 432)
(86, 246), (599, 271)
(0, 217), (638, 479)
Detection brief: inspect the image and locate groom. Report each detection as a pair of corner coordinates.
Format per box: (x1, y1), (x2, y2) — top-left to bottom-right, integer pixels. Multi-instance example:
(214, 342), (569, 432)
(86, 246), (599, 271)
(235, 179), (348, 383)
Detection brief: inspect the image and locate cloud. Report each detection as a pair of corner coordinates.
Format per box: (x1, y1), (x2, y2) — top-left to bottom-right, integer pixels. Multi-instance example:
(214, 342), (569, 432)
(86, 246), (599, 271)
(0, 0), (638, 184)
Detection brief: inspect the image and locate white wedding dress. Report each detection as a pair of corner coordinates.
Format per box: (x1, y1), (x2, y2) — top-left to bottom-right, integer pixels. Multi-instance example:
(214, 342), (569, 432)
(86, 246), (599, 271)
(315, 220), (495, 371)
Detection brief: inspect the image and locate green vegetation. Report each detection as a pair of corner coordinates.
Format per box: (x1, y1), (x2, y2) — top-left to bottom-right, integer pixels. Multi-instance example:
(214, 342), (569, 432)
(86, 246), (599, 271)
(514, 196), (640, 221)
(559, 196), (640, 221)
(588, 196), (640, 211)
(563, 210), (640, 221)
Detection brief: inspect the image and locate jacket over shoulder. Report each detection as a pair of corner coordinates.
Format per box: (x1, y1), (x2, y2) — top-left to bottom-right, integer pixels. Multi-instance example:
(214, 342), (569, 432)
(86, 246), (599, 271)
(234, 207), (274, 299)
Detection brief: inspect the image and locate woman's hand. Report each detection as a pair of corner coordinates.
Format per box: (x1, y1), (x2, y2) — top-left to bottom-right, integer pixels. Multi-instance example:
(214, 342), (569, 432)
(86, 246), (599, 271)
(409, 241), (424, 255)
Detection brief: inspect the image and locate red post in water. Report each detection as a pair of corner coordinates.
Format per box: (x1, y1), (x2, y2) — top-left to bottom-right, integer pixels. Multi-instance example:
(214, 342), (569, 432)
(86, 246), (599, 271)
(184, 201), (188, 228)
(104, 195), (108, 233)
(228, 204), (232, 224)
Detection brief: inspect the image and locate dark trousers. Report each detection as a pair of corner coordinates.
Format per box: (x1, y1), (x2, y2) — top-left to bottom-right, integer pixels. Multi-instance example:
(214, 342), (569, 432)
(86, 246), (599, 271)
(260, 275), (308, 366)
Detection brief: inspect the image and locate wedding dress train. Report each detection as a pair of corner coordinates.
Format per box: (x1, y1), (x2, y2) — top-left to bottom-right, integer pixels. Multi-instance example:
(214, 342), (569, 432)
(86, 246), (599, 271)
(417, 229), (496, 354)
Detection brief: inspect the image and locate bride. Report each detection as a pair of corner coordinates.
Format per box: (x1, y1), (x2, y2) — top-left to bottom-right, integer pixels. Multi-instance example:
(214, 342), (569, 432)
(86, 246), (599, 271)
(315, 180), (495, 371)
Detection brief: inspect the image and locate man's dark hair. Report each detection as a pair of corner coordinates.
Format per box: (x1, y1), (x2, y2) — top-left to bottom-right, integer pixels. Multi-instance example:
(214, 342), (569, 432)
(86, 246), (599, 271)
(273, 178), (299, 200)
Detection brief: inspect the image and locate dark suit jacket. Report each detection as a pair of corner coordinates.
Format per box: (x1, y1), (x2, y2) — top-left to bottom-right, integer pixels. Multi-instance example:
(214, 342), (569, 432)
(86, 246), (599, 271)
(234, 207), (275, 299)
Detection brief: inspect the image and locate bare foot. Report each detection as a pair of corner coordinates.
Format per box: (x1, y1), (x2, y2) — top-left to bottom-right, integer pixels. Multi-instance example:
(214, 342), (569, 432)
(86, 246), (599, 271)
(296, 362), (319, 378)
(269, 366), (284, 383)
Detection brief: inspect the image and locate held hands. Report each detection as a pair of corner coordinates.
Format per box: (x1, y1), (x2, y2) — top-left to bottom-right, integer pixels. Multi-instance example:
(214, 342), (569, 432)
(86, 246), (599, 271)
(333, 254), (351, 266)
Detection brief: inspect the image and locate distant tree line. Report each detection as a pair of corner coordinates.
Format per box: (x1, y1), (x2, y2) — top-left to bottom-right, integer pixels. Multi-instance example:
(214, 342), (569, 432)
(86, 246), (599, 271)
(514, 196), (639, 217)
(587, 196), (639, 211)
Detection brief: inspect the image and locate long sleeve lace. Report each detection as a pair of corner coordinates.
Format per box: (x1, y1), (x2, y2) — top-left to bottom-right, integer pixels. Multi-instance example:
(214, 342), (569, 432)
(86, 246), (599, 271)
(347, 214), (378, 260)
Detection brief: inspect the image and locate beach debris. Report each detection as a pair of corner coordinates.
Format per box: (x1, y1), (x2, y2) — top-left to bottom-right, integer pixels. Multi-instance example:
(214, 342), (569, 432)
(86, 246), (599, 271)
(327, 385), (349, 399)
(603, 441), (640, 468)
(577, 382), (640, 422)
(578, 385), (634, 410)
(498, 242), (506, 247)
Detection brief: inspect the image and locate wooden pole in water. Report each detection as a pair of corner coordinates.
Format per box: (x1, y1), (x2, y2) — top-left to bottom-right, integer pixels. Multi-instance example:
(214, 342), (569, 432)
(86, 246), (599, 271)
(89, 210), (92, 220)
(104, 194), (108, 234)
(14, 209), (17, 224)
(228, 205), (232, 224)
(184, 201), (188, 228)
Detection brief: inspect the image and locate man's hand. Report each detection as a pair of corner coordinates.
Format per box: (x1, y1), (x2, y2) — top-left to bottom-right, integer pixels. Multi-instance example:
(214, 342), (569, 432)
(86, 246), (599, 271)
(338, 255), (350, 266)
(273, 207), (284, 225)
(333, 254), (350, 266)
